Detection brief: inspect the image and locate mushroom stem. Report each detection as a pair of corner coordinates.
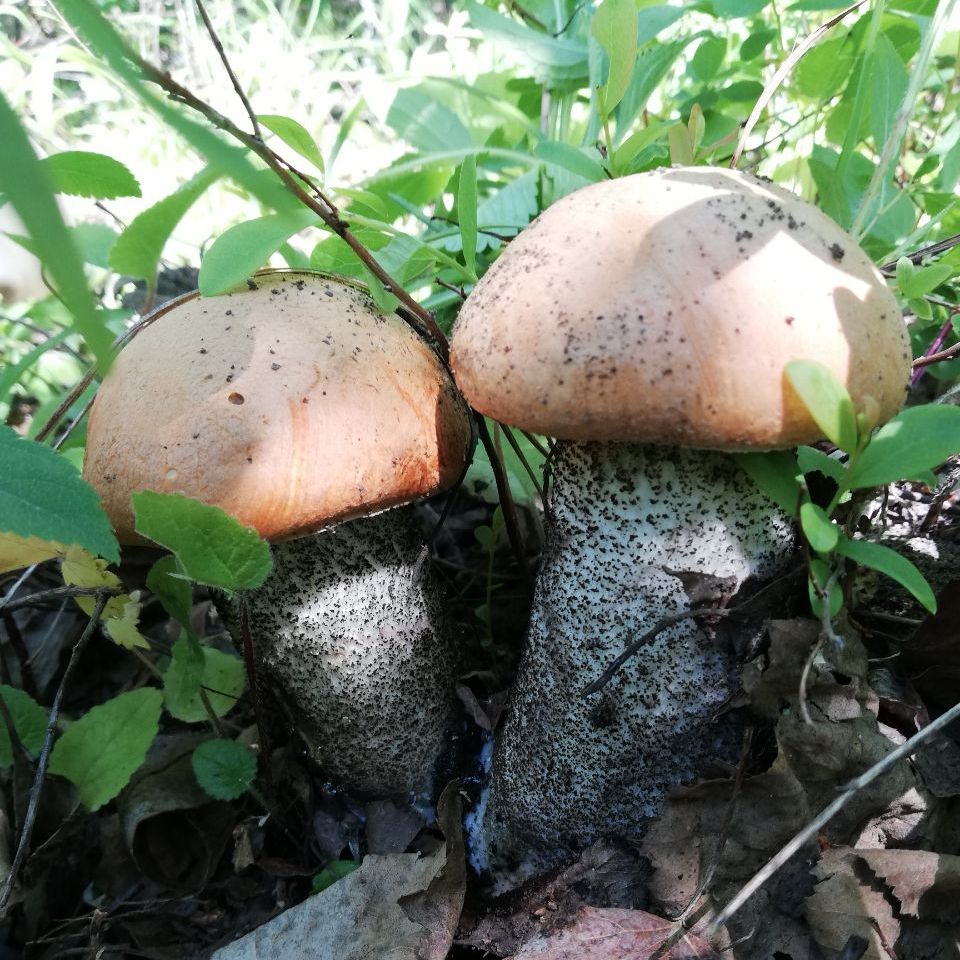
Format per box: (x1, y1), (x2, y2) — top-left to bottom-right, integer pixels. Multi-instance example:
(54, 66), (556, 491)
(472, 441), (795, 881)
(233, 507), (457, 799)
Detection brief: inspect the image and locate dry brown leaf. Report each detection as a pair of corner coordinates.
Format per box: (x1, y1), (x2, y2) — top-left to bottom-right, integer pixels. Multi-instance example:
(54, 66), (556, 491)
(806, 847), (899, 960)
(505, 907), (719, 960)
(211, 781), (465, 960)
(859, 849), (960, 923)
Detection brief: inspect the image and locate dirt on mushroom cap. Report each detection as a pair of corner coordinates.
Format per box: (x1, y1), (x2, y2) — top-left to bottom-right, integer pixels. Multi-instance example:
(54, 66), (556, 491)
(450, 166), (910, 449)
(84, 271), (472, 544)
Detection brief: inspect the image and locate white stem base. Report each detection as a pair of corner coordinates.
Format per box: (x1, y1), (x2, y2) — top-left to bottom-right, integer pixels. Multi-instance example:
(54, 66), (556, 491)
(243, 508), (457, 798)
(474, 442), (795, 882)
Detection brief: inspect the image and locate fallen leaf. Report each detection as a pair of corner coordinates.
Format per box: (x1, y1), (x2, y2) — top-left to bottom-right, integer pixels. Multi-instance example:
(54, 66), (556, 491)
(505, 906), (719, 959)
(859, 849), (960, 923)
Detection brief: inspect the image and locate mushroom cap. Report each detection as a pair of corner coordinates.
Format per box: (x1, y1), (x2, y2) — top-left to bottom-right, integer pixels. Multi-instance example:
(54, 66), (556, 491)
(84, 271), (472, 544)
(450, 166), (910, 450)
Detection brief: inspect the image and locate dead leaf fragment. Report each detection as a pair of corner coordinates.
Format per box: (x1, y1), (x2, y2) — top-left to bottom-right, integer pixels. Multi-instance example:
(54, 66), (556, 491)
(505, 907), (719, 959)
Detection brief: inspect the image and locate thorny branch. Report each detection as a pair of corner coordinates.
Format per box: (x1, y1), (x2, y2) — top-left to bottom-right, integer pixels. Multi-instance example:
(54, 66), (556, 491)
(0, 592), (110, 912)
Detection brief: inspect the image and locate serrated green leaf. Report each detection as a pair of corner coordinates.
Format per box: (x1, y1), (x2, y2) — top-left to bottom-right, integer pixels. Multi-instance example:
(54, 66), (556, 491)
(534, 141), (606, 182)
(49, 688), (162, 810)
(110, 167), (219, 279)
(733, 450), (802, 515)
(785, 360), (858, 453)
(257, 114), (324, 173)
(800, 502), (839, 553)
(145, 554), (193, 627)
(312, 860), (360, 893)
(846, 405), (960, 489)
(592, 0), (638, 117)
(835, 535), (936, 612)
(0, 685), (48, 766)
(198, 210), (317, 296)
(42, 151), (141, 200)
(132, 491), (272, 594)
(192, 738), (256, 800)
(0, 92), (113, 368)
(796, 445), (847, 484)
(458, 155), (477, 276)
(0, 426), (118, 563)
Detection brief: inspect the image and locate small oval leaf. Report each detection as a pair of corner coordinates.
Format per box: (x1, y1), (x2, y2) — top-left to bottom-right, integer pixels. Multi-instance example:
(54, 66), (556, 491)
(784, 360), (858, 453)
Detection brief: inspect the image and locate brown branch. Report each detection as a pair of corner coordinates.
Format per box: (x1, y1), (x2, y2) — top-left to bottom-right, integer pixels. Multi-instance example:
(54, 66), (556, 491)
(193, 0), (262, 140)
(132, 56), (449, 358)
(0, 592), (110, 911)
(0, 584), (124, 614)
(881, 232), (960, 274)
(911, 340), (960, 369)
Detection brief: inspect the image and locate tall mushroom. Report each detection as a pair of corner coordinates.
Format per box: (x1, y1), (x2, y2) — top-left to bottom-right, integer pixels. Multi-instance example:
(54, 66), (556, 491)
(450, 166), (911, 879)
(84, 270), (472, 798)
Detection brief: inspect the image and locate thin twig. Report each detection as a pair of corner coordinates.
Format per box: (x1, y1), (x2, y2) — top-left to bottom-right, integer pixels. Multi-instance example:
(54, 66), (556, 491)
(582, 607), (735, 697)
(709, 694), (960, 934)
(0, 592), (109, 911)
(881, 232), (960, 273)
(132, 56), (448, 356)
(192, 0), (262, 140)
(0, 584), (124, 614)
(435, 278), (467, 300)
(911, 340), (960, 369)
(731, 0), (870, 168)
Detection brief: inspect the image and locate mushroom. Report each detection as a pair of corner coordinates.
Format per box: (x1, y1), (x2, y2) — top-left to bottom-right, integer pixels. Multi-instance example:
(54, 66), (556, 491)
(84, 270), (472, 798)
(450, 166), (911, 879)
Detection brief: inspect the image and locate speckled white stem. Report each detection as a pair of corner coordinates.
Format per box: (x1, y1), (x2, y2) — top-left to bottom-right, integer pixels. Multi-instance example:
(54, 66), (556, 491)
(473, 442), (795, 881)
(239, 508), (457, 799)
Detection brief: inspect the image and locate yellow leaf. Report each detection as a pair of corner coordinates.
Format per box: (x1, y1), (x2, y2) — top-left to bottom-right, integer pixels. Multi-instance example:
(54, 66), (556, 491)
(103, 593), (149, 650)
(0, 533), (66, 574)
(61, 546), (126, 619)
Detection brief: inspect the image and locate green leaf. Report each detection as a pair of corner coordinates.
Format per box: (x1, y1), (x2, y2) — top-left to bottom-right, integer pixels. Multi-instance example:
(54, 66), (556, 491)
(110, 166), (219, 279)
(794, 36), (857, 101)
(846, 405), (960, 489)
(733, 450), (802, 515)
(51, 0), (288, 212)
(192, 738), (256, 800)
(592, 0), (638, 117)
(164, 634), (244, 722)
(386, 86), (473, 153)
(146, 554), (193, 628)
(796, 445), (847, 485)
(784, 360), (858, 453)
(0, 685), (48, 766)
(198, 210), (317, 296)
(898, 261), (954, 299)
(0, 91), (114, 368)
(714, 0), (771, 16)
(800, 502), (839, 553)
(257, 114), (325, 173)
(49, 688), (162, 810)
(132, 491), (272, 594)
(835, 535), (936, 613)
(312, 860), (360, 894)
(0, 427), (119, 563)
(163, 631), (205, 721)
(465, 1), (588, 86)
(458, 155), (477, 276)
(71, 223), (118, 268)
(869, 34), (908, 153)
(534, 141), (606, 182)
(616, 41), (686, 134)
(690, 37), (727, 83)
(42, 151), (141, 200)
